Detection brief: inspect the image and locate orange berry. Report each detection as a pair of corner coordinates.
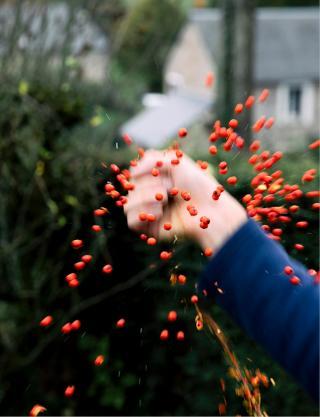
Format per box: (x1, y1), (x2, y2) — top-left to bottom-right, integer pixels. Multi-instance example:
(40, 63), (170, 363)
(94, 355), (105, 366)
(204, 247), (213, 257)
(176, 331), (185, 341)
(160, 329), (169, 340)
(155, 193), (164, 201)
(167, 311), (177, 322)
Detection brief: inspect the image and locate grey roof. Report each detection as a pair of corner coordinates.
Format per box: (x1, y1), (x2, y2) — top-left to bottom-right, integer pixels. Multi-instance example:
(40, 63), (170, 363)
(190, 7), (319, 82)
(0, 3), (108, 56)
(120, 93), (211, 147)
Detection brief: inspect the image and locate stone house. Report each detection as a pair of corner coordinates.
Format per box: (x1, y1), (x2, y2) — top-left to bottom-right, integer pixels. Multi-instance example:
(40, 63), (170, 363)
(122, 7), (319, 150)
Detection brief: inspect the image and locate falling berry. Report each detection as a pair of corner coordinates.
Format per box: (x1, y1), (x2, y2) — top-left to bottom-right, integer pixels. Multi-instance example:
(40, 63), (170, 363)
(40, 316), (53, 327)
(116, 318), (126, 328)
(29, 405), (46, 416)
(160, 251), (172, 260)
(71, 239), (83, 249)
(102, 264), (113, 274)
(191, 295), (198, 304)
(167, 311), (177, 322)
(176, 331), (185, 341)
(204, 248), (213, 257)
(81, 254), (92, 263)
(284, 266), (294, 275)
(92, 225), (102, 232)
(61, 323), (72, 334)
(64, 385), (75, 398)
(94, 355), (105, 366)
(178, 274), (187, 285)
(74, 261), (86, 271)
(160, 329), (169, 340)
(290, 276), (301, 285)
(178, 127), (188, 138)
(71, 320), (81, 331)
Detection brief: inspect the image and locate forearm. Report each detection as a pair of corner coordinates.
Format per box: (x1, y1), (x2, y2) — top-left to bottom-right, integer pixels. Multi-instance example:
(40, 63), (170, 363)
(199, 219), (319, 400)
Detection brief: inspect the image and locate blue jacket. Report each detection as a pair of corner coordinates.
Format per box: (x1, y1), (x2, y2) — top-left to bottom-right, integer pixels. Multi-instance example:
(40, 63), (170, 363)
(199, 219), (319, 401)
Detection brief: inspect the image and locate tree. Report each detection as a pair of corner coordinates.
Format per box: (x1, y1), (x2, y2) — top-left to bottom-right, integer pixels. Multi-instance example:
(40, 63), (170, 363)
(114, 0), (185, 91)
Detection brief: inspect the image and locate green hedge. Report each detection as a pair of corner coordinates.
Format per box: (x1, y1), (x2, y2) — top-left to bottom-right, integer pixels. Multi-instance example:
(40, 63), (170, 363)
(0, 78), (318, 416)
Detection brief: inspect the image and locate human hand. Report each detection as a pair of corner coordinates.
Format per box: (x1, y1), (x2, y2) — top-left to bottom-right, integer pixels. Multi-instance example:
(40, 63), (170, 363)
(124, 149), (247, 253)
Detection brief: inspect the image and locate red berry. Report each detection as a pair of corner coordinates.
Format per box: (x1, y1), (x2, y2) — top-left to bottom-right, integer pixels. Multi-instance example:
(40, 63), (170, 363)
(163, 223), (172, 231)
(151, 167), (159, 176)
(102, 264), (113, 274)
(181, 191), (191, 201)
(191, 295), (198, 304)
(234, 103), (244, 114)
(227, 176), (238, 185)
(65, 272), (78, 282)
(110, 163), (120, 173)
(29, 405), (46, 416)
(245, 95), (255, 108)
(94, 208), (107, 216)
(258, 88), (269, 102)
(169, 187), (179, 196)
(167, 311), (177, 322)
(71, 239), (83, 249)
(105, 183), (115, 192)
(209, 145), (217, 155)
(160, 329), (169, 340)
(140, 234), (148, 241)
(204, 247), (213, 257)
(139, 212), (147, 221)
(155, 193), (164, 201)
(178, 127), (188, 138)
(71, 320), (81, 331)
(178, 274), (186, 285)
(40, 315), (53, 327)
(176, 331), (185, 341)
(81, 254), (92, 263)
(296, 221), (308, 229)
(116, 318), (126, 328)
(61, 323), (72, 334)
(160, 251), (172, 260)
(228, 119), (238, 128)
(147, 237), (157, 245)
(94, 355), (105, 366)
(294, 243), (304, 251)
(147, 213), (156, 222)
(64, 385), (74, 398)
(68, 279), (79, 288)
(74, 261), (86, 271)
(92, 225), (102, 232)
(290, 276), (301, 285)
(284, 266), (294, 275)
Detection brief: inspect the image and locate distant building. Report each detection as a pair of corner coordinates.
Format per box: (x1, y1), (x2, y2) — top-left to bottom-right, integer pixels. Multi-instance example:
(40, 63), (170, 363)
(0, 3), (109, 81)
(122, 8), (319, 150)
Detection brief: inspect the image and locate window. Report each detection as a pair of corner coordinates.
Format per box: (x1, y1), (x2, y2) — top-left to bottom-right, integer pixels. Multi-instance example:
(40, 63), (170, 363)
(276, 82), (315, 126)
(288, 86), (302, 117)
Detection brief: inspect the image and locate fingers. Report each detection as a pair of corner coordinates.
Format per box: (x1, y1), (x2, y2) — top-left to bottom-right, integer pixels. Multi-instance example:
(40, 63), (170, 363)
(125, 170), (172, 234)
(130, 149), (173, 179)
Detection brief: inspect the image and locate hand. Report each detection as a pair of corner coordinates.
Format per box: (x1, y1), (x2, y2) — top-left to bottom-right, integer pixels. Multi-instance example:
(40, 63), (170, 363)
(124, 150), (247, 253)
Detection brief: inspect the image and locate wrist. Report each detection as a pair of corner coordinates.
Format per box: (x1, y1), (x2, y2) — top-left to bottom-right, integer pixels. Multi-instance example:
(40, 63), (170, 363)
(195, 199), (248, 255)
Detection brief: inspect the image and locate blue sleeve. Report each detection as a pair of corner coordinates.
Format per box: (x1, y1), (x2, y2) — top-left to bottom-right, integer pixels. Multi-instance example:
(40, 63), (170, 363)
(199, 219), (319, 401)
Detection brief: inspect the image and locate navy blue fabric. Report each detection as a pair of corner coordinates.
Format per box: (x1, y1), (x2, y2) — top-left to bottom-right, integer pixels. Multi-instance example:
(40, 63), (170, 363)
(199, 219), (319, 401)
